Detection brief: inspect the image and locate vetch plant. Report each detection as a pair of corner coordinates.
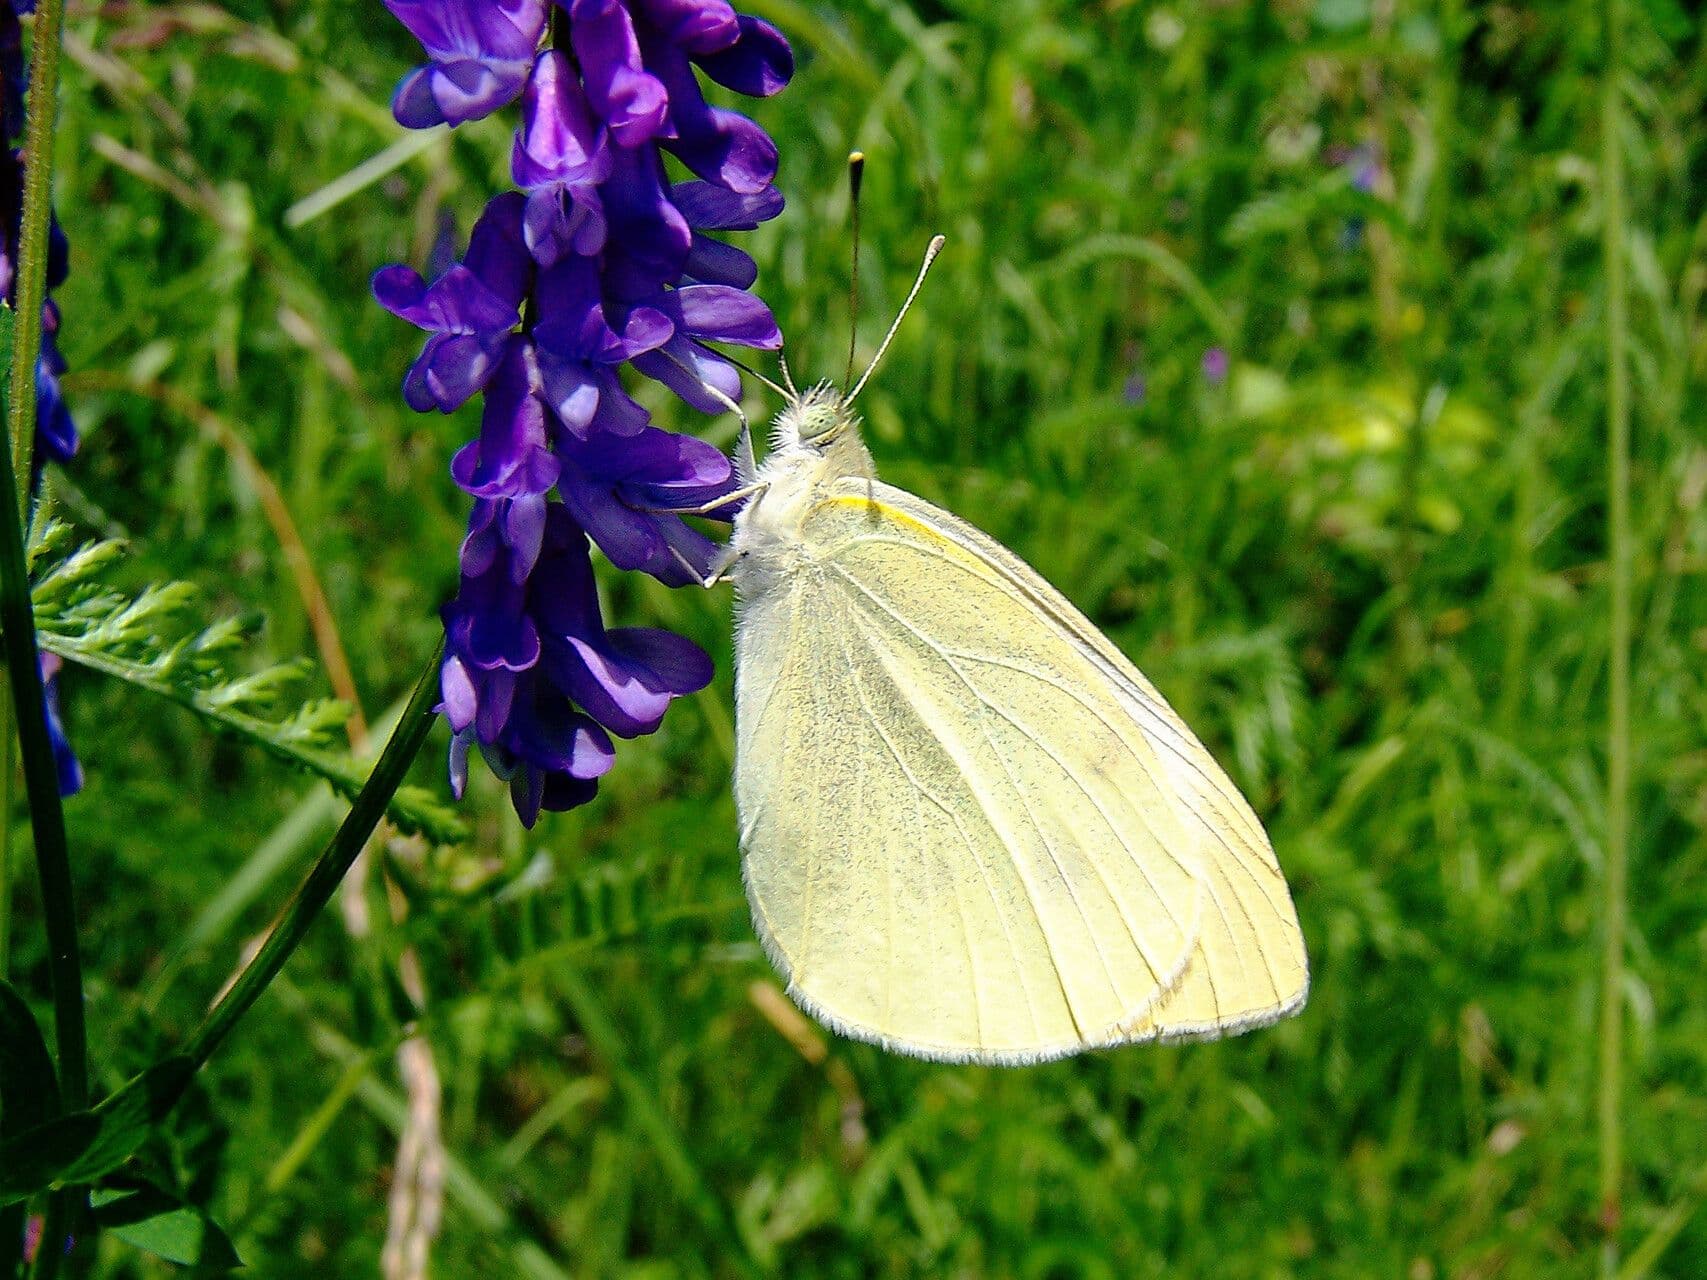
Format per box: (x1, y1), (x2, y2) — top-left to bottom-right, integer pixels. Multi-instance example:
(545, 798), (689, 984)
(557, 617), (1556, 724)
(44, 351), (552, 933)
(0, 0), (795, 1271)
(376, 0), (792, 824)
(0, 0), (79, 798)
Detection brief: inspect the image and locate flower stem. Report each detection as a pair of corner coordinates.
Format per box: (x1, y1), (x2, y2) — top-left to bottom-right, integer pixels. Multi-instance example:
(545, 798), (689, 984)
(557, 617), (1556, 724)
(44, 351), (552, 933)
(1597, 0), (1631, 1271)
(182, 642), (444, 1070)
(6, 0), (67, 510)
(0, 326), (83, 1131)
(0, 694), (13, 978)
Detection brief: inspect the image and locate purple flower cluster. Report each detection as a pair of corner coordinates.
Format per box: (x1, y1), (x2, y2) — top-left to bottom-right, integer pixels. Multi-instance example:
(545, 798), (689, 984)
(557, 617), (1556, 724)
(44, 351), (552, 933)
(377, 0), (790, 824)
(2, 1), (80, 795)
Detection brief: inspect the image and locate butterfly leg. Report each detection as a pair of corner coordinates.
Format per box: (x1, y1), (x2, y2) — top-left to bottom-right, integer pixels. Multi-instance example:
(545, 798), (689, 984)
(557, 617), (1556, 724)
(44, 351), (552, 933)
(636, 481), (769, 518)
(669, 541), (739, 589)
(733, 394), (759, 486)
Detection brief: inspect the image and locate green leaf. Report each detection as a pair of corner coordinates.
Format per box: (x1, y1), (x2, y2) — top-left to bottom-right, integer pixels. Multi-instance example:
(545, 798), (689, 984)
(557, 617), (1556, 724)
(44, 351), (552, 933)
(25, 525), (466, 843)
(92, 1180), (241, 1269)
(0, 1056), (198, 1205)
(53, 1056), (196, 1186)
(0, 1112), (99, 1204)
(0, 979), (60, 1135)
(0, 1056), (208, 1207)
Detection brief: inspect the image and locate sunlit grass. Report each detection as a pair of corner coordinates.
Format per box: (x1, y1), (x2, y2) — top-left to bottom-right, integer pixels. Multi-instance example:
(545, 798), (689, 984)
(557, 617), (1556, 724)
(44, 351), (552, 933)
(4, 1), (1701, 1275)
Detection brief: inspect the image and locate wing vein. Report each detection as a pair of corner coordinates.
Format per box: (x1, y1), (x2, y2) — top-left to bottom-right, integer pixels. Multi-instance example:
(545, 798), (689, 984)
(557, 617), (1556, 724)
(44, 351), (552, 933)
(823, 595), (1016, 1041)
(830, 531), (1282, 878)
(834, 598), (1101, 1037)
(836, 583), (1192, 1012)
(827, 537), (1290, 1004)
(940, 647), (1292, 999)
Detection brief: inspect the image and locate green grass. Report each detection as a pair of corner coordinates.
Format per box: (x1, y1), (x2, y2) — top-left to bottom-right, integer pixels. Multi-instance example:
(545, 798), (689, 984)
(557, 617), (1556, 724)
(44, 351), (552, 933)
(2, 0), (1704, 1275)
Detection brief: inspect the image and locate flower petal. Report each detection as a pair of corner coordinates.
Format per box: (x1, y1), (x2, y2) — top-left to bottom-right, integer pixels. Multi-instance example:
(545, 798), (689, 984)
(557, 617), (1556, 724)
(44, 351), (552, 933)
(673, 283), (782, 347)
(449, 342), (560, 495)
(683, 233), (758, 288)
(600, 145), (693, 296)
(644, 36), (778, 193)
(441, 654), (480, 732)
(630, 335), (743, 413)
(570, 0), (670, 147)
(671, 180), (784, 231)
(372, 264), (429, 320)
(513, 50), (611, 190)
(556, 634), (678, 737)
(636, 0), (740, 54)
(696, 16), (793, 98)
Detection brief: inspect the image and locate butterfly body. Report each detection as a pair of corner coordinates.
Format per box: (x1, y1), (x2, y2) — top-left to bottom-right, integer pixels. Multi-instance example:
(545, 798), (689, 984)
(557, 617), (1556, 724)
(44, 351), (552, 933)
(729, 383), (871, 582)
(726, 383), (1308, 1064)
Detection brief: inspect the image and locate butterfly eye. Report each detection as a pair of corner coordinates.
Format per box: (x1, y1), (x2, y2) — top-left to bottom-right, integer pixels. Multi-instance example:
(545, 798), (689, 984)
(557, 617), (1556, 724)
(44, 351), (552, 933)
(799, 406), (842, 442)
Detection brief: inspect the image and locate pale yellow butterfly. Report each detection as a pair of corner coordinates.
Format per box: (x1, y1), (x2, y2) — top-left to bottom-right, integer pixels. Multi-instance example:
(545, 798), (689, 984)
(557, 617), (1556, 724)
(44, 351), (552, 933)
(709, 233), (1308, 1065)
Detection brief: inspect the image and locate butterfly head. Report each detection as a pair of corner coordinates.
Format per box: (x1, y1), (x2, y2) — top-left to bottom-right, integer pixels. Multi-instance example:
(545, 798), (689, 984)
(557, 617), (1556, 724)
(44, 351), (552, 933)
(773, 381), (859, 453)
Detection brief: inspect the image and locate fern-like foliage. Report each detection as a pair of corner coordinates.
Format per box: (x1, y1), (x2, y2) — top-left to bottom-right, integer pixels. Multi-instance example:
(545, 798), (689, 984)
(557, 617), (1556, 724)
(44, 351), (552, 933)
(25, 524), (465, 844)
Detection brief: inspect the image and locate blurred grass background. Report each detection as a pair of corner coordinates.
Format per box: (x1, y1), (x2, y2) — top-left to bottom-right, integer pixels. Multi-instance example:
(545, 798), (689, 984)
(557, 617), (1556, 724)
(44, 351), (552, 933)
(2, 0), (1704, 1274)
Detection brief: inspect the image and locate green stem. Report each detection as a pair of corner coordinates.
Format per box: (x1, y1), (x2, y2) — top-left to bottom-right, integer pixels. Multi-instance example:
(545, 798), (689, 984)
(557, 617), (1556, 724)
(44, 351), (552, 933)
(6, 0), (67, 512)
(182, 642), (443, 1070)
(27, 1194), (65, 1280)
(0, 361), (83, 1132)
(9, 7), (78, 1265)
(1597, 0), (1631, 1272)
(0, 694), (13, 979)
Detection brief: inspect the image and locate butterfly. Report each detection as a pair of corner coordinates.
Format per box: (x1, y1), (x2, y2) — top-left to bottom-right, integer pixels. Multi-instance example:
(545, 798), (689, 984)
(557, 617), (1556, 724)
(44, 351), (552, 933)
(701, 234), (1307, 1065)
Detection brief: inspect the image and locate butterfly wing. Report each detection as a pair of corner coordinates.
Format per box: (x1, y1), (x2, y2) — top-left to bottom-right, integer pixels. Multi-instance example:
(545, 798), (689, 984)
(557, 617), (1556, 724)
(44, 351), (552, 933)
(865, 481), (1311, 1045)
(734, 477), (1306, 1063)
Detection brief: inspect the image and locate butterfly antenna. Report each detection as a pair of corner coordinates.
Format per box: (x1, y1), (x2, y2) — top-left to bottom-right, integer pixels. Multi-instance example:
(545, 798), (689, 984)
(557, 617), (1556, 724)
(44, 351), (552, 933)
(778, 351), (799, 398)
(848, 234), (945, 403)
(843, 151), (865, 390)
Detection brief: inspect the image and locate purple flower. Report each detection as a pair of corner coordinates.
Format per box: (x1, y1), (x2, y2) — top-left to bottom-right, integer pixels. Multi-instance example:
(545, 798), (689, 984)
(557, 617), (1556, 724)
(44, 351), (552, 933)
(568, 0), (670, 148)
(450, 339), (560, 498)
(497, 680), (615, 826)
(532, 505), (713, 737)
(696, 15), (794, 98)
(599, 144), (694, 297)
(0, 26), (84, 794)
(1346, 145), (1380, 194)
(39, 653), (81, 797)
(532, 254), (670, 436)
(388, 0), (549, 128)
(1334, 144), (1379, 249)
(380, 0), (793, 820)
(642, 28), (778, 194)
(628, 283), (782, 413)
(1201, 346), (1229, 387)
(676, 180), (784, 287)
(373, 194), (530, 412)
(0, 149), (74, 467)
(635, 0), (739, 54)
(557, 423), (736, 585)
(21, 1210), (42, 1267)
(36, 302), (74, 464)
(513, 50), (611, 266)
